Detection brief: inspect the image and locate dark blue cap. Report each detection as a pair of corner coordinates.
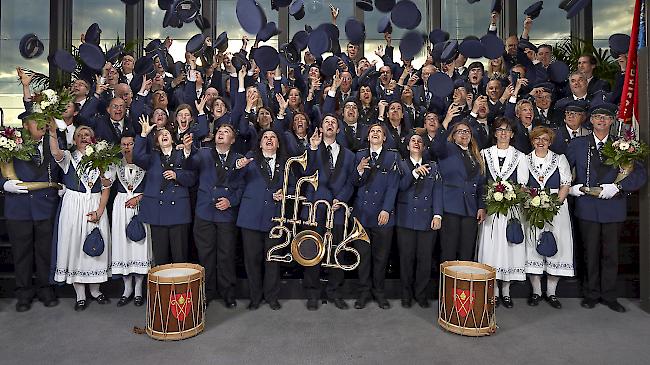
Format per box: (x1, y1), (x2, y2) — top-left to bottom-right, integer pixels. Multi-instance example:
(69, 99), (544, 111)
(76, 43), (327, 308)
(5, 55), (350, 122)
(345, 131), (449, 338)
(79, 43), (106, 72)
(548, 61), (569, 83)
(345, 18), (366, 45)
(19, 34), (44, 59)
(391, 0), (421, 30)
(480, 33), (504, 59)
(158, 0), (172, 10)
(429, 29), (449, 45)
(85, 23), (102, 46)
(308, 29), (330, 57)
(321, 55), (342, 77)
(375, 0), (396, 13)
(356, 0), (373, 11)
(186, 33), (206, 55)
(145, 39), (164, 55)
(195, 15), (210, 32)
(377, 15), (393, 34)
(609, 33), (630, 58)
(459, 39), (486, 59)
(537, 82), (554, 93)
(105, 44), (124, 63)
(430, 42), (446, 63)
(280, 42), (300, 67)
(467, 0), (481, 4)
(428, 72), (454, 98)
(440, 40), (459, 64)
(215, 32), (229, 52)
(163, 8), (183, 28)
(232, 52), (251, 72)
(589, 102), (617, 117)
(272, 0), (292, 8)
(18, 110), (34, 121)
(173, 0), (201, 23)
(565, 99), (589, 113)
(253, 45), (280, 72)
(317, 23), (340, 46)
(236, 0), (267, 35)
(257, 21), (281, 42)
(49, 49), (77, 73)
(518, 39), (538, 53)
(133, 56), (154, 76)
(524, 1), (544, 20)
(454, 78), (469, 90)
(291, 30), (309, 51)
(492, 0), (502, 13)
(565, 0), (589, 19)
(289, 0), (305, 20)
(121, 0), (141, 5)
(399, 31), (425, 60)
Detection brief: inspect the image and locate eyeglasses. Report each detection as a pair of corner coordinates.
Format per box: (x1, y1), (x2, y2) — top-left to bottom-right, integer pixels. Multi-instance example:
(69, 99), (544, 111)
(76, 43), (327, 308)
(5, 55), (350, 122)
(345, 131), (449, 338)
(535, 95), (551, 101)
(455, 129), (471, 135)
(591, 115), (613, 121)
(566, 111), (584, 117)
(110, 104), (125, 110)
(533, 137), (550, 143)
(495, 128), (512, 133)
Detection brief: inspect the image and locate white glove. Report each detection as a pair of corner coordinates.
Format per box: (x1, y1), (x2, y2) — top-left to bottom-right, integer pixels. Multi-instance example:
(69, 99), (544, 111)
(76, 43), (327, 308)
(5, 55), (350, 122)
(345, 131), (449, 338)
(58, 184), (67, 197)
(3, 180), (28, 194)
(598, 183), (619, 199)
(569, 184), (585, 197)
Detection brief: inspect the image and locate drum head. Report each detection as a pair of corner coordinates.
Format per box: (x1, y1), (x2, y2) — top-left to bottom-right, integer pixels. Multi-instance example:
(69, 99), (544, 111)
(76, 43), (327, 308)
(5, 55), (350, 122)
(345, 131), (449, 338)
(156, 267), (200, 278)
(449, 265), (490, 275)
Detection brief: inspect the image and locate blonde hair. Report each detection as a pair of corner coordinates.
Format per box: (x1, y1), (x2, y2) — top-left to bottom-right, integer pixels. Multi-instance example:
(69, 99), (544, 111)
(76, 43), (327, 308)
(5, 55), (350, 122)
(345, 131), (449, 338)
(529, 126), (556, 145)
(74, 125), (95, 139)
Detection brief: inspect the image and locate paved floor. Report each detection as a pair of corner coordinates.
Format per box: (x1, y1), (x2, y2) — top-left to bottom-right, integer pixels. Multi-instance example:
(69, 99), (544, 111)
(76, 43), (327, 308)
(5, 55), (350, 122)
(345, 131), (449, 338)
(1, 298), (648, 364)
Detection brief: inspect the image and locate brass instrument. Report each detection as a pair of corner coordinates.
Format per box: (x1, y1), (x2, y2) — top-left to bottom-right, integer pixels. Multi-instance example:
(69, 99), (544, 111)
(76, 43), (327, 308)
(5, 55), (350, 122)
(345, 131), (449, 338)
(0, 161), (62, 191)
(266, 152), (370, 271)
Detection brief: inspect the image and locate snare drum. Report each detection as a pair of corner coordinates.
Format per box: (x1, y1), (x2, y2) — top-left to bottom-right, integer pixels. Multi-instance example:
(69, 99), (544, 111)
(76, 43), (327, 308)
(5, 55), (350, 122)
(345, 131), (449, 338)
(438, 261), (496, 336)
(146, 263), (205, 341)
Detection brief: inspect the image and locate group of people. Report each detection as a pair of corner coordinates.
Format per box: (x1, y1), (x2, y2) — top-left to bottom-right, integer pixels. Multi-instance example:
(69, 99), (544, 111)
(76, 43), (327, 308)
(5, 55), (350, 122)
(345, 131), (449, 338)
(3, 6), (646, 316)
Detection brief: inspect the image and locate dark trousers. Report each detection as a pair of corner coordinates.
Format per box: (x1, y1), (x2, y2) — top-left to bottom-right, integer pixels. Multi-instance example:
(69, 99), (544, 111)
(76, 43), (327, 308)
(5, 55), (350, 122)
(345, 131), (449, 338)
(150, 224), (189, 265)
(397, 227), (436, 301)
(194, 218), (238, 301)
(440, 213), (477, 263)
(241, 228), (280, 304)
(354, 226), (393, 299)
(8, 219), (55, 301)
(303, 225), (346, 300)
(579, 220), (622, 302)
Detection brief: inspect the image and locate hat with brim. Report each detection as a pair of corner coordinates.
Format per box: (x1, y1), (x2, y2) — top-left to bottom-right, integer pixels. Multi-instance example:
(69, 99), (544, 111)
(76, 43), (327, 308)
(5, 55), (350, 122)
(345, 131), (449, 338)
(79, 43), (106, 72)
(308, 28), (331, 57)
(609, 33), (630, 58)
(589, 102), (617, 117)
(257, 21), (281, 42)
(173, 0), (201, 23)
(121, 0), (141, 5)
(459, 39), (486, 59)
(186, 33), (206, 56)
(537, 82), (555, 94)
(564, 99), (589, 113)
(345, 18), (366, 45)
(548, 61), (570, 83)
(565, 0), (590, 19)
(134, 55), (155, 76)
(237, 0), (267, 35)
(232, 52), (252, 72)
(356, 0), (373, 11)
(85, 23), (102, 46)
(289, 0), (305, 20)
(518, 39), (538, 53)
(215, 32), (229, 53)
(321, 55), (342, 77)
(391, 0), (422, 30)
(429, 29), (450, 45)
(399, 31), (425, 60)
(105, 44), (125, 63)
(492, 0), (502, 13)
(430, 42), (446, 63)
(428, 72), (454, 98)
(163, 9), (183, 28)
(158, 0), (172, 10)
(19, 34), (45, 59)
(375, 0), (396, 13)
(480, 33), (504, 59)
(524, 1), (544, 20)
(377, 15), (393, 34)
(291, 30), (309, 51)
(145, 39), (163, 55)
(280, 43), (301, 67)
(253, 45), (280, 72)
(440, 40), (459, 64)
(49, 49), (77, 73)
(195, 15), (211, 32)
(273, 0), (292, 9)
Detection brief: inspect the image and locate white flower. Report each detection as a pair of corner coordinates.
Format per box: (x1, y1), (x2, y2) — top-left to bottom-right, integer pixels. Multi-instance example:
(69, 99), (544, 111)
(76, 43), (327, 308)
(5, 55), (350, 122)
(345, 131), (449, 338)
(15, 131), (21, 138)
(32, 104), (43, 113)
(40, 100), (52, 109)
(96, 141), (107, 152)
(85, 146), (94, 156)
(619, 142), (630, 151)
(493, 192), (504, 202)
(42, 89), (56, 99)
(531, 196), (541, 207)
(50, 95), (59, 104)
(505, 192), (516, 201)
(541, 195), (550, 204)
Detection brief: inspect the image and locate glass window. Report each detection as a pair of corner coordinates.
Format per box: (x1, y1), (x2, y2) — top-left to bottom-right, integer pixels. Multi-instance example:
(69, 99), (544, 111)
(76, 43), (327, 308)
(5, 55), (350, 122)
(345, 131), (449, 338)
(517, 0), (571, 46)
(288, 0), (354, 40)
(441, 0), (492, 40)
(216, 0), (279, 54)
(144, 2), (197, 63)
(0, 0), (50, 126)
(72, 0), (124, 48)
(592, 0), (635, 49)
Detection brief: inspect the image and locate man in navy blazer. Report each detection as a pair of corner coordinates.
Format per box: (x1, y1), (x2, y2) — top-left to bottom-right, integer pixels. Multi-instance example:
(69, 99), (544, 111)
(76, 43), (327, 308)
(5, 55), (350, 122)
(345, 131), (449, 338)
(566, 104), (647, 312)
(85, 97), (140, 144)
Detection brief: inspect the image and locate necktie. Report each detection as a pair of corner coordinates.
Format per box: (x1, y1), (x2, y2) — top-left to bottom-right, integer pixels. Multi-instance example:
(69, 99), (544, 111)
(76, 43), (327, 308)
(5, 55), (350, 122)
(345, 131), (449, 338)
(597, 141), (604, 161)
(218, 153), (226, 165)
(113, 122), (122, 138)
(34, 142), (43, 166)
(572, 131), (578, 139)
(371, 151), (378, 165)
(327, 145), (334, 170)
(498, 157), (506, 167)
(265, 157), (273, 179)
(425, 90), (431, 103)
(351, 125), (357, 135)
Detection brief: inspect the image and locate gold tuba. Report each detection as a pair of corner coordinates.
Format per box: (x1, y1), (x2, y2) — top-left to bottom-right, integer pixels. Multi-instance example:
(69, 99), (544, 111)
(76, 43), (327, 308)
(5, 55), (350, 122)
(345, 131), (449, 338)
(0, 161), (61, 191)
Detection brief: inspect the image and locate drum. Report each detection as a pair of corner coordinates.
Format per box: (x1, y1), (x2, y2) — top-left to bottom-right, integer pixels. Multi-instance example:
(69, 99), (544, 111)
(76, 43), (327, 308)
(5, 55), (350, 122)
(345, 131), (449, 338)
(146, 263), (205, 341)
(438, 261), (496, 337)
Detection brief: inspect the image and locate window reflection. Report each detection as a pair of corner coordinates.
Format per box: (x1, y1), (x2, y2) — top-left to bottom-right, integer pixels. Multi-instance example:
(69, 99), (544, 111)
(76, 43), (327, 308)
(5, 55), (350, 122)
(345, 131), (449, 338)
(217, 0), (279, 54)
(592, 0), (634, 49)
(72, 0), (124, 47)
(145, 2), (197, 63)
(517, 0), (570, 46)
(441, 0), (492, 40)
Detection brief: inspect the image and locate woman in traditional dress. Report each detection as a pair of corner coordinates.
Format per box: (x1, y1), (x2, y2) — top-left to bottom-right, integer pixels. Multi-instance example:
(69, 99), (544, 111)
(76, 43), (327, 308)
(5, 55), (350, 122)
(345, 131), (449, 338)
(108, 132), (151, 307)
(477, 118), (528, 308)
(48, 124), (112, 311)
(523, 126), (574, 309)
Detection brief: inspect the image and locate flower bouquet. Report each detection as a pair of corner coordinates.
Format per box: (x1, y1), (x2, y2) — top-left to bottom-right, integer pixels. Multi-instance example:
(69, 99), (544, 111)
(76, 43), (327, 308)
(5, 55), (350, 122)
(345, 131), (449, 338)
(520, 187), (562, 230)
(485, 178), (525, 217)
(77, 139), (122, 176)
(30, 88), (73, 129)
(0, 127), (61, 190)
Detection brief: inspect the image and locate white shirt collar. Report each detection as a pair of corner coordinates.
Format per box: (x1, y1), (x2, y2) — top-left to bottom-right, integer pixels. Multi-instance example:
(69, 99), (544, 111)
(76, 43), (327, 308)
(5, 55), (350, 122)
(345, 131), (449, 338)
(594, 134), (608, 144)
(370, 146), (382, 156)
(410, 156), (422, 165)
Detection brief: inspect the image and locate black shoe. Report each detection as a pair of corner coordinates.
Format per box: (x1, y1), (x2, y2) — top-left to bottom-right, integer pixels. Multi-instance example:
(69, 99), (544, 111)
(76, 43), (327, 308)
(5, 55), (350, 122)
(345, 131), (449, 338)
(527, 294), (542, 306)
(501, 296), (514, 308)
(92, 294), (110, 305)
(247, 301), (260, 310)
(580, 298), (598, 309)
(332, 298), (349, 310)
(74, 300), (88, 311)
(354, 296), (370, 309)
(546, 295), (562, 309)
(416, 298), (431, 308)
(268, 300), (281, 310)
(42, 297), (59, 308)
(16, 301), (31, 313)
(306, 299), (319, 311)
(117, 296), (133, 307)
(134, 296), (144, 307)
(377, 298), (391, 309)
(401, 298), (412, 308)
(224, 298), (237, 309)
(604, 300), (626, 313)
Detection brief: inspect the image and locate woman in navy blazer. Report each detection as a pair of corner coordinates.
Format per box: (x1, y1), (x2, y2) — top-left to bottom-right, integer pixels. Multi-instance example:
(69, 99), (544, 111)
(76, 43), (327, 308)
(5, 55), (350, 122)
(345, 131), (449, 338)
(396, 133), (443, 309)
(236, 129), (289, 311)
(431, 117), (487, 263)
(134, 117), (196, 265)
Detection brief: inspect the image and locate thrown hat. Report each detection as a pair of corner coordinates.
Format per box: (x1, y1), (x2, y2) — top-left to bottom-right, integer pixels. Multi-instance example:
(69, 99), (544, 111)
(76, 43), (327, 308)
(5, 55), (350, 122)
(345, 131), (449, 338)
(356, 0), (373, 11)
(163, 8), (183, 28)
(186, 33), (206, 56)
(589, 102), (617, 117)
(377, 15), (393, 34)
(491, 0), (502, 13)
(145, 39), (165, 55)
(345, 18), (366, 45)
(609, 33), (630, 58)
(547, 61), (569, 83)
(429, 29), (449, 45)
(232, 52), (251, 71)
(467, 0), (481, 3)
(375, 0), (396, 13)
(280, 42), (301, 67)
(399, 31), (425, 60)
(428, 72), (454, 98)
(308, 28), (330, 57)
(524, 1), (544, 20)
(257, 21), (281, 42)
(195, 15), (211, 32)
(518, 39), (538, 53)
(214, 32), (229, 53)
(430, 42), (446, 63)
(272, 0), (292, 9)
(121, 0), (141, 4)
(105, 44), (125, 63)
(85, 23), (102, 46)
(133, 55), (155, 76)
(19, 34), (44, 59)
(565, 0), (590, 19)
(480, 33), (504, 59)
(292, 30), (309, 51)
(440, 40), (459, 64)
(253, 45), (280, 72)
(391, 0), (421, 30)
(173, 0), (201, 23)
(158, 0), (172, 10)
(459, 39), (486, 59)
(79, 43), (106, 72)
(237, 0), (267, 35)
(289, 0), (305, 20)
(321, 55), (342, 77)
(49, 49), (77, 73)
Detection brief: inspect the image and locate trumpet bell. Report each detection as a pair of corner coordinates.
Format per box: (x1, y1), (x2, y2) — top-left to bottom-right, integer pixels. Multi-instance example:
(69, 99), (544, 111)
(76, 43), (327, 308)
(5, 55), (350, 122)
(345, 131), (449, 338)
(290, 230), (325, 267)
